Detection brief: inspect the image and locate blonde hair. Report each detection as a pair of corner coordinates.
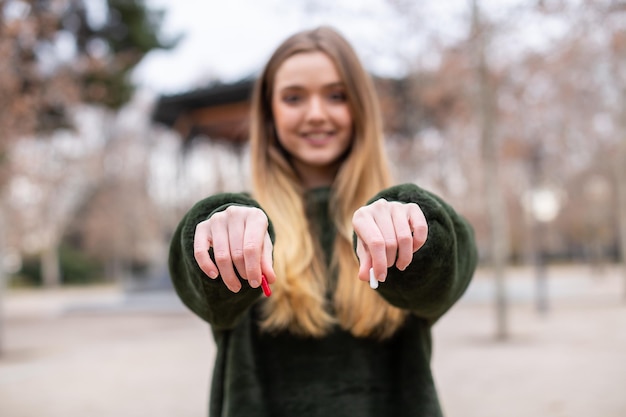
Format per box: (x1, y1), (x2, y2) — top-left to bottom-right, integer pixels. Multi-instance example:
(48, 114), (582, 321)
(250, 26), (406, 339)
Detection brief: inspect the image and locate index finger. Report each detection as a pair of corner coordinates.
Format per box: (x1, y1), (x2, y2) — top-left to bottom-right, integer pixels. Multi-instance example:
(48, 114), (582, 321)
(242, 211), (269, 287)
(353, 213), (388, 282)
(260, 233), (276, 284)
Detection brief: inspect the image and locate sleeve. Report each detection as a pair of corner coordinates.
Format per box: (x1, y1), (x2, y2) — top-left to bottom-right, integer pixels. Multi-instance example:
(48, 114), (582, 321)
(362, 183), (478, 323)
(168, 193), (275, 330)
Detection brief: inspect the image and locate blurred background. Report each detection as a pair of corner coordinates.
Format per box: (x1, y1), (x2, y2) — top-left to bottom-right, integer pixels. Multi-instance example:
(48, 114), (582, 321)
(1, 0), (625, 416)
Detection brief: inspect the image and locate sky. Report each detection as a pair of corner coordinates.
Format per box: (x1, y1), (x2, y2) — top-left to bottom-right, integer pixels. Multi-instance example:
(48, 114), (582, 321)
(131, 0), (561, 97)
(131, 0), (473, 95)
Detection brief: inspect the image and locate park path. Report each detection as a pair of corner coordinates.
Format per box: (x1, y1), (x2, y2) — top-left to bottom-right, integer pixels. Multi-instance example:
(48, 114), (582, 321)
(1, 264), (624, 417)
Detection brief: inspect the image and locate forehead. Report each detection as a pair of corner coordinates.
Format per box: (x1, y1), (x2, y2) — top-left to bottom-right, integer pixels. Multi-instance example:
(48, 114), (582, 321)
(273, 51), (343, 89)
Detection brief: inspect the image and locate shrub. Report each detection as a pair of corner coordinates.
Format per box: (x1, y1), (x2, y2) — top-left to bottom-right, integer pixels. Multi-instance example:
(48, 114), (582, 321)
(11, 246), (105, 287)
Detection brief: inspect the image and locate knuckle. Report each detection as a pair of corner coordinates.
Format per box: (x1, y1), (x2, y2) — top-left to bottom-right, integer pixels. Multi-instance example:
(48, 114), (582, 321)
(223, 205), (247, 220)
(397, 233), (413, 246)
(230, 248), (245, 262)
(255, 216), (269, 229)
(223, 205), (241, 214)
(392, 204), (406, 217)
(213, 249), (230, 263)
(252, 207), (268, 221)
(372, 198), (387, 207)
(352, 209), (365, 223)
(212, 209), (227, 220)
(243, 241), (258, 256)
(384, 237), (398, 247)
(369, 238), (386, 251)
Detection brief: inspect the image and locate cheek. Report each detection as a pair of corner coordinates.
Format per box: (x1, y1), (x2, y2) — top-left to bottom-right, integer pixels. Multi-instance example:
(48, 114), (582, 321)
(272, 103), (299, 133)
(334, 106), (353, 130)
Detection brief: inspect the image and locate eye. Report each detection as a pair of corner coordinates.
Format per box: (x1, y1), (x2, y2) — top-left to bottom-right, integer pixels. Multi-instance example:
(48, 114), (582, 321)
(282, 93), (302, 104)
(328, 90), (347, 102)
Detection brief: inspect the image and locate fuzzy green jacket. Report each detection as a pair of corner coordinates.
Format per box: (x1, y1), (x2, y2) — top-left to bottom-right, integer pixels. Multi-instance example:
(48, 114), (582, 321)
(168, 183), (478, 417)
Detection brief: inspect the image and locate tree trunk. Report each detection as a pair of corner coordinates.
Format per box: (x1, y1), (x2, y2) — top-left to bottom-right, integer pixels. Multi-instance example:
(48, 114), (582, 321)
(0, 206), (6, 356)
(613, 20), (626, 303)
(472, 0), (509, 340)
(618, 83), (626, 302)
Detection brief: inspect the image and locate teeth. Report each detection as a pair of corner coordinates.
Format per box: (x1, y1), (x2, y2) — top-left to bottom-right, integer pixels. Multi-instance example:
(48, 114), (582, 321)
(307, 133), (328, 139)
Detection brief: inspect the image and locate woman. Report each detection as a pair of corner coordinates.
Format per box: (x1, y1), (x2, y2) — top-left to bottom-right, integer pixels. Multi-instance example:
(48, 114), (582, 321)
(169, 26), (477, 417)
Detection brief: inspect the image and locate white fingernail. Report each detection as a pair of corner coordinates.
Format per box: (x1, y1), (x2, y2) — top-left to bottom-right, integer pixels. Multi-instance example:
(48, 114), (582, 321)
(250, 280), (259, 288)
(369, 268), (378, 289)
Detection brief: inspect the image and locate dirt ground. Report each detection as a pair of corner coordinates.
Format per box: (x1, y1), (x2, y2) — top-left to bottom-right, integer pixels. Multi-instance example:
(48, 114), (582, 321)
(1, 264), (625, 417)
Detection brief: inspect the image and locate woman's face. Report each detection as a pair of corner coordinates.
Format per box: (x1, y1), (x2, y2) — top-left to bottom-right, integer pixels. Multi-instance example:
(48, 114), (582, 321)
(271, 51), (353, 188)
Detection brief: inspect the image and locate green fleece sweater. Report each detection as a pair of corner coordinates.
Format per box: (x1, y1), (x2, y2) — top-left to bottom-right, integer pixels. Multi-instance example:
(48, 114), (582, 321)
(168, 183), (477, 417)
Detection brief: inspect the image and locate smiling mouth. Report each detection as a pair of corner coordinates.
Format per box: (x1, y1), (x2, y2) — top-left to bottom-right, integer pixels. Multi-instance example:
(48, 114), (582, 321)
(302, 132), (334, 143)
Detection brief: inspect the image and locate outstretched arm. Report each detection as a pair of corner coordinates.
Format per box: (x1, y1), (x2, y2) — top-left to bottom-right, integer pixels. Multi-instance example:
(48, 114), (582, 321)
(168, 193), (275, 330)
(353, 183), (477, 323)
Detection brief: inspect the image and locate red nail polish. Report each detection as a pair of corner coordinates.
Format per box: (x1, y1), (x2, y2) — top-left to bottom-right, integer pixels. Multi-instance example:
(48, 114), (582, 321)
(261, 274), (272, 297)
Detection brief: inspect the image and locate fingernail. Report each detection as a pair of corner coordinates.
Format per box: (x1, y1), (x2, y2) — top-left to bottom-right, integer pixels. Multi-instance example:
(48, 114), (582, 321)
(378, 274), (386, 282)
(250, 279), (259, 287)
(208, 270), (218, 279)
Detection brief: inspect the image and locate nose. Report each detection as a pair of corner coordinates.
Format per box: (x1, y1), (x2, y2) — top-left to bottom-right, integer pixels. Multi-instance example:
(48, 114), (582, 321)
(306, 96), (327, 122)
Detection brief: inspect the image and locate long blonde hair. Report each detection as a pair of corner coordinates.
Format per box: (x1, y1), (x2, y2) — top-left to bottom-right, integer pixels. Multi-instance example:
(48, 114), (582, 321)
(250, 26), (407, 339)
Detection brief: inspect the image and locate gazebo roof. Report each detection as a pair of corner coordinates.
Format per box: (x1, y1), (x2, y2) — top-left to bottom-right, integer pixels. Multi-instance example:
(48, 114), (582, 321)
(152, 78), (255, 130)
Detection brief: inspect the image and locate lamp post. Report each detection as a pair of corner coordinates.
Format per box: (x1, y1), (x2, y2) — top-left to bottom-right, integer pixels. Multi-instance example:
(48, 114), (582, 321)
(525, 187), (561, 315)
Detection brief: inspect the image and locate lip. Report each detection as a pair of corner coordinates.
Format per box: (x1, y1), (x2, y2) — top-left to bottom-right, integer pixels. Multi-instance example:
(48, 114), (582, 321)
(301, 131), (334, 145)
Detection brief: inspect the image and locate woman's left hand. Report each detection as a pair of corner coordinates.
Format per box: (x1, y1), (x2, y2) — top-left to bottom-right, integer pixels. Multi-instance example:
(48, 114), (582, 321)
(352, 199), (428, 283)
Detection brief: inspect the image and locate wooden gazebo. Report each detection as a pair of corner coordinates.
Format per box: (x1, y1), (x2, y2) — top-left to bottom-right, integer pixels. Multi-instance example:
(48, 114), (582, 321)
(152, 78), (255, 145)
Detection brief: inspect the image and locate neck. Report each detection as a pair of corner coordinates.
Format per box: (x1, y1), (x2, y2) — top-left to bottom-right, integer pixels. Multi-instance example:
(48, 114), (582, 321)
(294, 162), (340, 189)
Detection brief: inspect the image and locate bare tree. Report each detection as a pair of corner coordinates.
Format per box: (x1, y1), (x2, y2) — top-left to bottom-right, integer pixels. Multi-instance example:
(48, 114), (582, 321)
(0, 0), (175, 356)
(608, 1), (626, 301)
(6, 115), (106, 286)
(470, 0), (509, 340)
(77, 106), (163, 286)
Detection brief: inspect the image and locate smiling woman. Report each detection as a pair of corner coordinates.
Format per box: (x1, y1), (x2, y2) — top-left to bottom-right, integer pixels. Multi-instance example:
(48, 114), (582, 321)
(167, 26), (477, 417)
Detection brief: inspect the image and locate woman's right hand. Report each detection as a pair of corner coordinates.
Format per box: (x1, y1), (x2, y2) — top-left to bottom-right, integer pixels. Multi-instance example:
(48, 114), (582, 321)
(193, 206), (276, 293)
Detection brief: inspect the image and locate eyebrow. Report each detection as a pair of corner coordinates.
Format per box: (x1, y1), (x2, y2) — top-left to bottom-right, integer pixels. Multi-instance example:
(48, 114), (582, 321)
(277, 81), (346, 91)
